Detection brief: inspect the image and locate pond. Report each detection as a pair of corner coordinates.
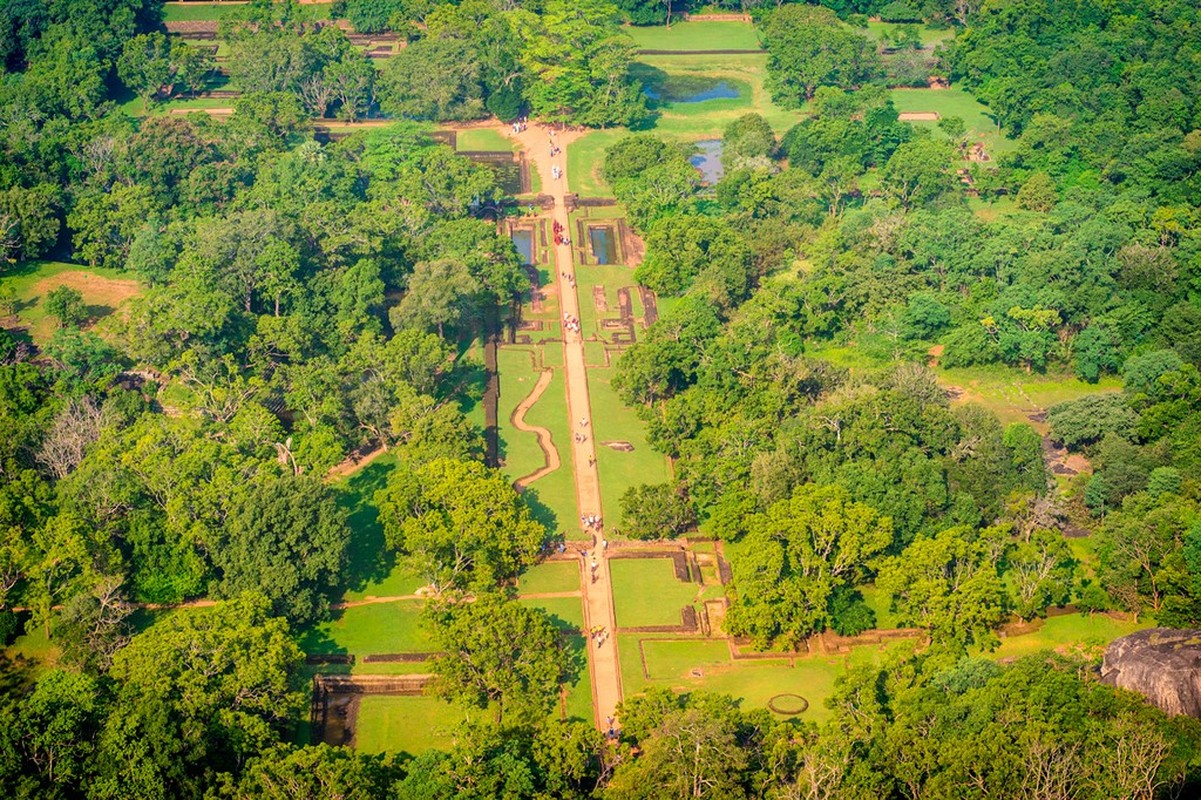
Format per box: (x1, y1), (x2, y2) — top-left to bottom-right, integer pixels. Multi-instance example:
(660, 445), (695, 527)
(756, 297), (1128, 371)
(588, 227), (618, 265)
(690, 140), (724, 185)
(463, 152), (524, 195)
(511, 229), (534, 265)
(644, 78), (741, 104)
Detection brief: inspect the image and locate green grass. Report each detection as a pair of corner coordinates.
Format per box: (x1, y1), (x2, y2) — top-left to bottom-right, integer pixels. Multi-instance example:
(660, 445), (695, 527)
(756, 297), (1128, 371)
(990, 612), (1145, 661)
(935, 365), (1122, 431)
(0, 259), (142, 345)
(610, 559), (699, 627)
(497, 347), (555, 481)
(865, 21), (955, 48)
(890, 87), (1014, 156)
(456, 127), (516, 152)
(495, 347), (581, 537)
(162, 2), (332, 22)
(561, 633), (594, 722)
(860, 584), (903, 630)
(587, 366), (672, 528)
(618, 633), (917, 723)
(298, 600), (434, 657)
(354, 695), (461, 755)
(568, 129), (627, 197)
(518, 561), (582, 595)
(624, 20), (763, 52)
(519, 596), (586, 631)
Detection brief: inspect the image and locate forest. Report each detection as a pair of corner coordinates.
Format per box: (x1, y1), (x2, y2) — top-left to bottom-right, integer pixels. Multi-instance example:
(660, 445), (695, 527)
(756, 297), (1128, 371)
(1, 0), (1200, 797)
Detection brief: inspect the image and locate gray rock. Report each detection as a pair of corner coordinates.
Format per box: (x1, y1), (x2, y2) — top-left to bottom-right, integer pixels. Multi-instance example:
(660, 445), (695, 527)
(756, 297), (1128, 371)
(1101, 628), (1201, 718)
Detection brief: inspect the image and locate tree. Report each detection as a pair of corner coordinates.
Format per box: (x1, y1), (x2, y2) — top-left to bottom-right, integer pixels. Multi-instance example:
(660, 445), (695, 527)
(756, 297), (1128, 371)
(375, 458), (545, 594)
(427, 594), (571, 726)
(377, 37), (485, 121)
(54, 576), (133, 673)
(0, 669), (103, 796)
(68, 184), (155, 270)
(721, 113), (775, 172)
(762, 5), (879, 105)
(93, 594), (305, 799)
(389, 258), (479, 337)
(1047, 393), (1139, 450)
(230, 744), (401, 800)
(1007, 528), (1075, 620)
(0, 184), (60, 263)
(212, 475), (350, 625)
(43, 286), (87, 329)
(882, 139), (956, 209)
(619, 481), (696, 540)
(725, 483), (893, 648)
(1015, 171), (1058, 212)
(877, 525), (1007, 650)
(514, 0), (647, 127)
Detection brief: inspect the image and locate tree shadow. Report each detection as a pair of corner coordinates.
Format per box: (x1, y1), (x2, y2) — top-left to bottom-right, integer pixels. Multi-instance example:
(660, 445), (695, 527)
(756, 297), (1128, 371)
(335, 459), (399, 596)
(518, 484), (560, 536)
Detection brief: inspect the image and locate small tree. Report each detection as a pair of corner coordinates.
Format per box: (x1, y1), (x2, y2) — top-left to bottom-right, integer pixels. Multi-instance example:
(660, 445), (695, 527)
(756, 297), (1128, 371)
(43, 286), (87, 328)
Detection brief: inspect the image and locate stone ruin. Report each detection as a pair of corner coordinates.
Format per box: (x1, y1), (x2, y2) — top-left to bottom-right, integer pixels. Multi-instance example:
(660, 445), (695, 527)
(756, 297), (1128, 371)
(1101, 628), (1201, 717)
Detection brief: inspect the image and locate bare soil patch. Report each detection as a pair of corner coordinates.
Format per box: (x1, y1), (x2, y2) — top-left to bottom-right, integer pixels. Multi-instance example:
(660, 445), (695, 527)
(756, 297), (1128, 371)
(898, 111), (940, 121)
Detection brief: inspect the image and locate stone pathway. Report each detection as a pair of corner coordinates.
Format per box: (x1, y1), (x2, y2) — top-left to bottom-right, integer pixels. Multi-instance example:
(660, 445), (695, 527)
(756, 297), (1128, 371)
(500, 121), (623, 730)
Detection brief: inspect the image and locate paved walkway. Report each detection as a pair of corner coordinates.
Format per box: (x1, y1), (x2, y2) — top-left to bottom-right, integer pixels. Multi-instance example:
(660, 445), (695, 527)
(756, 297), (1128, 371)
(500, 122), (623, 730)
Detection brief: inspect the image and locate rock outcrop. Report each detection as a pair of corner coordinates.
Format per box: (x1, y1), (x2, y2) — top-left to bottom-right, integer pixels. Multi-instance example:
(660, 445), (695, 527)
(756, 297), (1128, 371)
(1101, 628), (1201, 718)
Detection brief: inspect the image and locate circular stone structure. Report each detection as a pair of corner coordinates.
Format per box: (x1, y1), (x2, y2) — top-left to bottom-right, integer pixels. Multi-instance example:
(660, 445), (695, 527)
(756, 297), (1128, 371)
(767, 693), (809, 716)
(1102, 628), (1201, 718)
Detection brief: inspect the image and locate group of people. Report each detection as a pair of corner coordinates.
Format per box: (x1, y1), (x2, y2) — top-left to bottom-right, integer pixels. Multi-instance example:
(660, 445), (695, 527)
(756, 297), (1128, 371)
(589, 625), (609, 647)
(550, 164), (562, 180)
(581, 512), (602, 531)
(553, 220), (571, 246)
(574, 431), (588, 444)
(510, 117), (529, 134)
(562, 312), (581, 333)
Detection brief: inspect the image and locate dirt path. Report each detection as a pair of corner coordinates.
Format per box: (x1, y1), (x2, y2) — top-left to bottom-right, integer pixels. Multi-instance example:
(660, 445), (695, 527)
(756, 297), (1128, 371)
(501, 121), (623, 731)
(511, 368), (562, 488)
(326, 445), (388, 480)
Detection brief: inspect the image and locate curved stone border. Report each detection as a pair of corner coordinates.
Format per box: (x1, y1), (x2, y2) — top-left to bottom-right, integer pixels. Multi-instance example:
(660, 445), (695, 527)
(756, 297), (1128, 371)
(511, 368), (561, 488)
(767, 693), (809, 716)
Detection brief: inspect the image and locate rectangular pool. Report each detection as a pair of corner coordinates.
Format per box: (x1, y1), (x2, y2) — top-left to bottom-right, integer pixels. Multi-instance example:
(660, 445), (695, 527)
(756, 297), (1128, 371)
(588, 226), (617, 265)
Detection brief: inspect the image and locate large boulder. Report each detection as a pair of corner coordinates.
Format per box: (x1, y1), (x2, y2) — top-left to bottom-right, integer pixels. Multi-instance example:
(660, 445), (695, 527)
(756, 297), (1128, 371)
(1101, 628), (1201, 718)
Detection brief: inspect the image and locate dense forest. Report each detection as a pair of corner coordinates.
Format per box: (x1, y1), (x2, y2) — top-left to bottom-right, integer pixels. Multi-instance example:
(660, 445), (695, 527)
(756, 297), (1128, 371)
(1, 0), (1200, 797)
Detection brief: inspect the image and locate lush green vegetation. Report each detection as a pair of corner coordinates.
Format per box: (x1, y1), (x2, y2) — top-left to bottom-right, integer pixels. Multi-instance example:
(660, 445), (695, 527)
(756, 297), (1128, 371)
(3, 0), (1201, 796)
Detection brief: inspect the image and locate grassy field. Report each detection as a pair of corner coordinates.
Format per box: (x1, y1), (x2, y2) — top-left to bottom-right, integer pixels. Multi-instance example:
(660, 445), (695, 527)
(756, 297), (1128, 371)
(518, 561), (582, 595)
(0, 260), (142, 346)
(865, 21), (955, 48)
(163, 2), (332, 22)
(456, 127), (516, 152)
(610, 558), (700, 627)
(890, 87), (1014, 156)
(624, 20), (762, 52)
(299, 600), (434, 657)
(937, 365), (1122, 431)
(568, 51), (805, 195)
(588, 366), (672, 527)
(354, 695), (461, 754)
(991, 612), (1145, 661)
(120, 95), (234, 117)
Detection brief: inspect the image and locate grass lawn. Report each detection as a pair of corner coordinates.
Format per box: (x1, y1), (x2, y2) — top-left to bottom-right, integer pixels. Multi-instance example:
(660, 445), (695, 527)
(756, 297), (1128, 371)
(587, 366), (672, 527)
(354, 695), (461, 755)
(936, 365), (1123, 431)
(0, 260), (142, 346)
(624, 20), (762, 52)
(610, 558), (699, 628)
(567, 53), (805, 196)
(495, 346), (581, 536)
(991, 613), (1145, 661)
(860, 584), (904, 630)
(163, 2), (332, 22)
(456, 127), (516, 152)
(561, 633), (594, 722)
(121, 95), (235, 117)
(568, 129), (628, 197)
(865, 21), (955, 48)
(890, 87), (1014, 156)
(519, 595), (585, 631)
(299, 600), (434, 657)
(497, 347), (555, 481)
(518, 561), (582, 595)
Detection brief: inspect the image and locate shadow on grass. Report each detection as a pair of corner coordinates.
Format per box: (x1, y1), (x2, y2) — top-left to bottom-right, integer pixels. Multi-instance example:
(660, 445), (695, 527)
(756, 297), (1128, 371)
(518, 484), (560, 537)
(335, 458), (398, 597)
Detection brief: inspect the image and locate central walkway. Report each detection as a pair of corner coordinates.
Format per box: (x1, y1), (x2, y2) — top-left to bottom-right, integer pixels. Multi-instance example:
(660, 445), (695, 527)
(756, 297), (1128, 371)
(500, 121), (623, 730)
